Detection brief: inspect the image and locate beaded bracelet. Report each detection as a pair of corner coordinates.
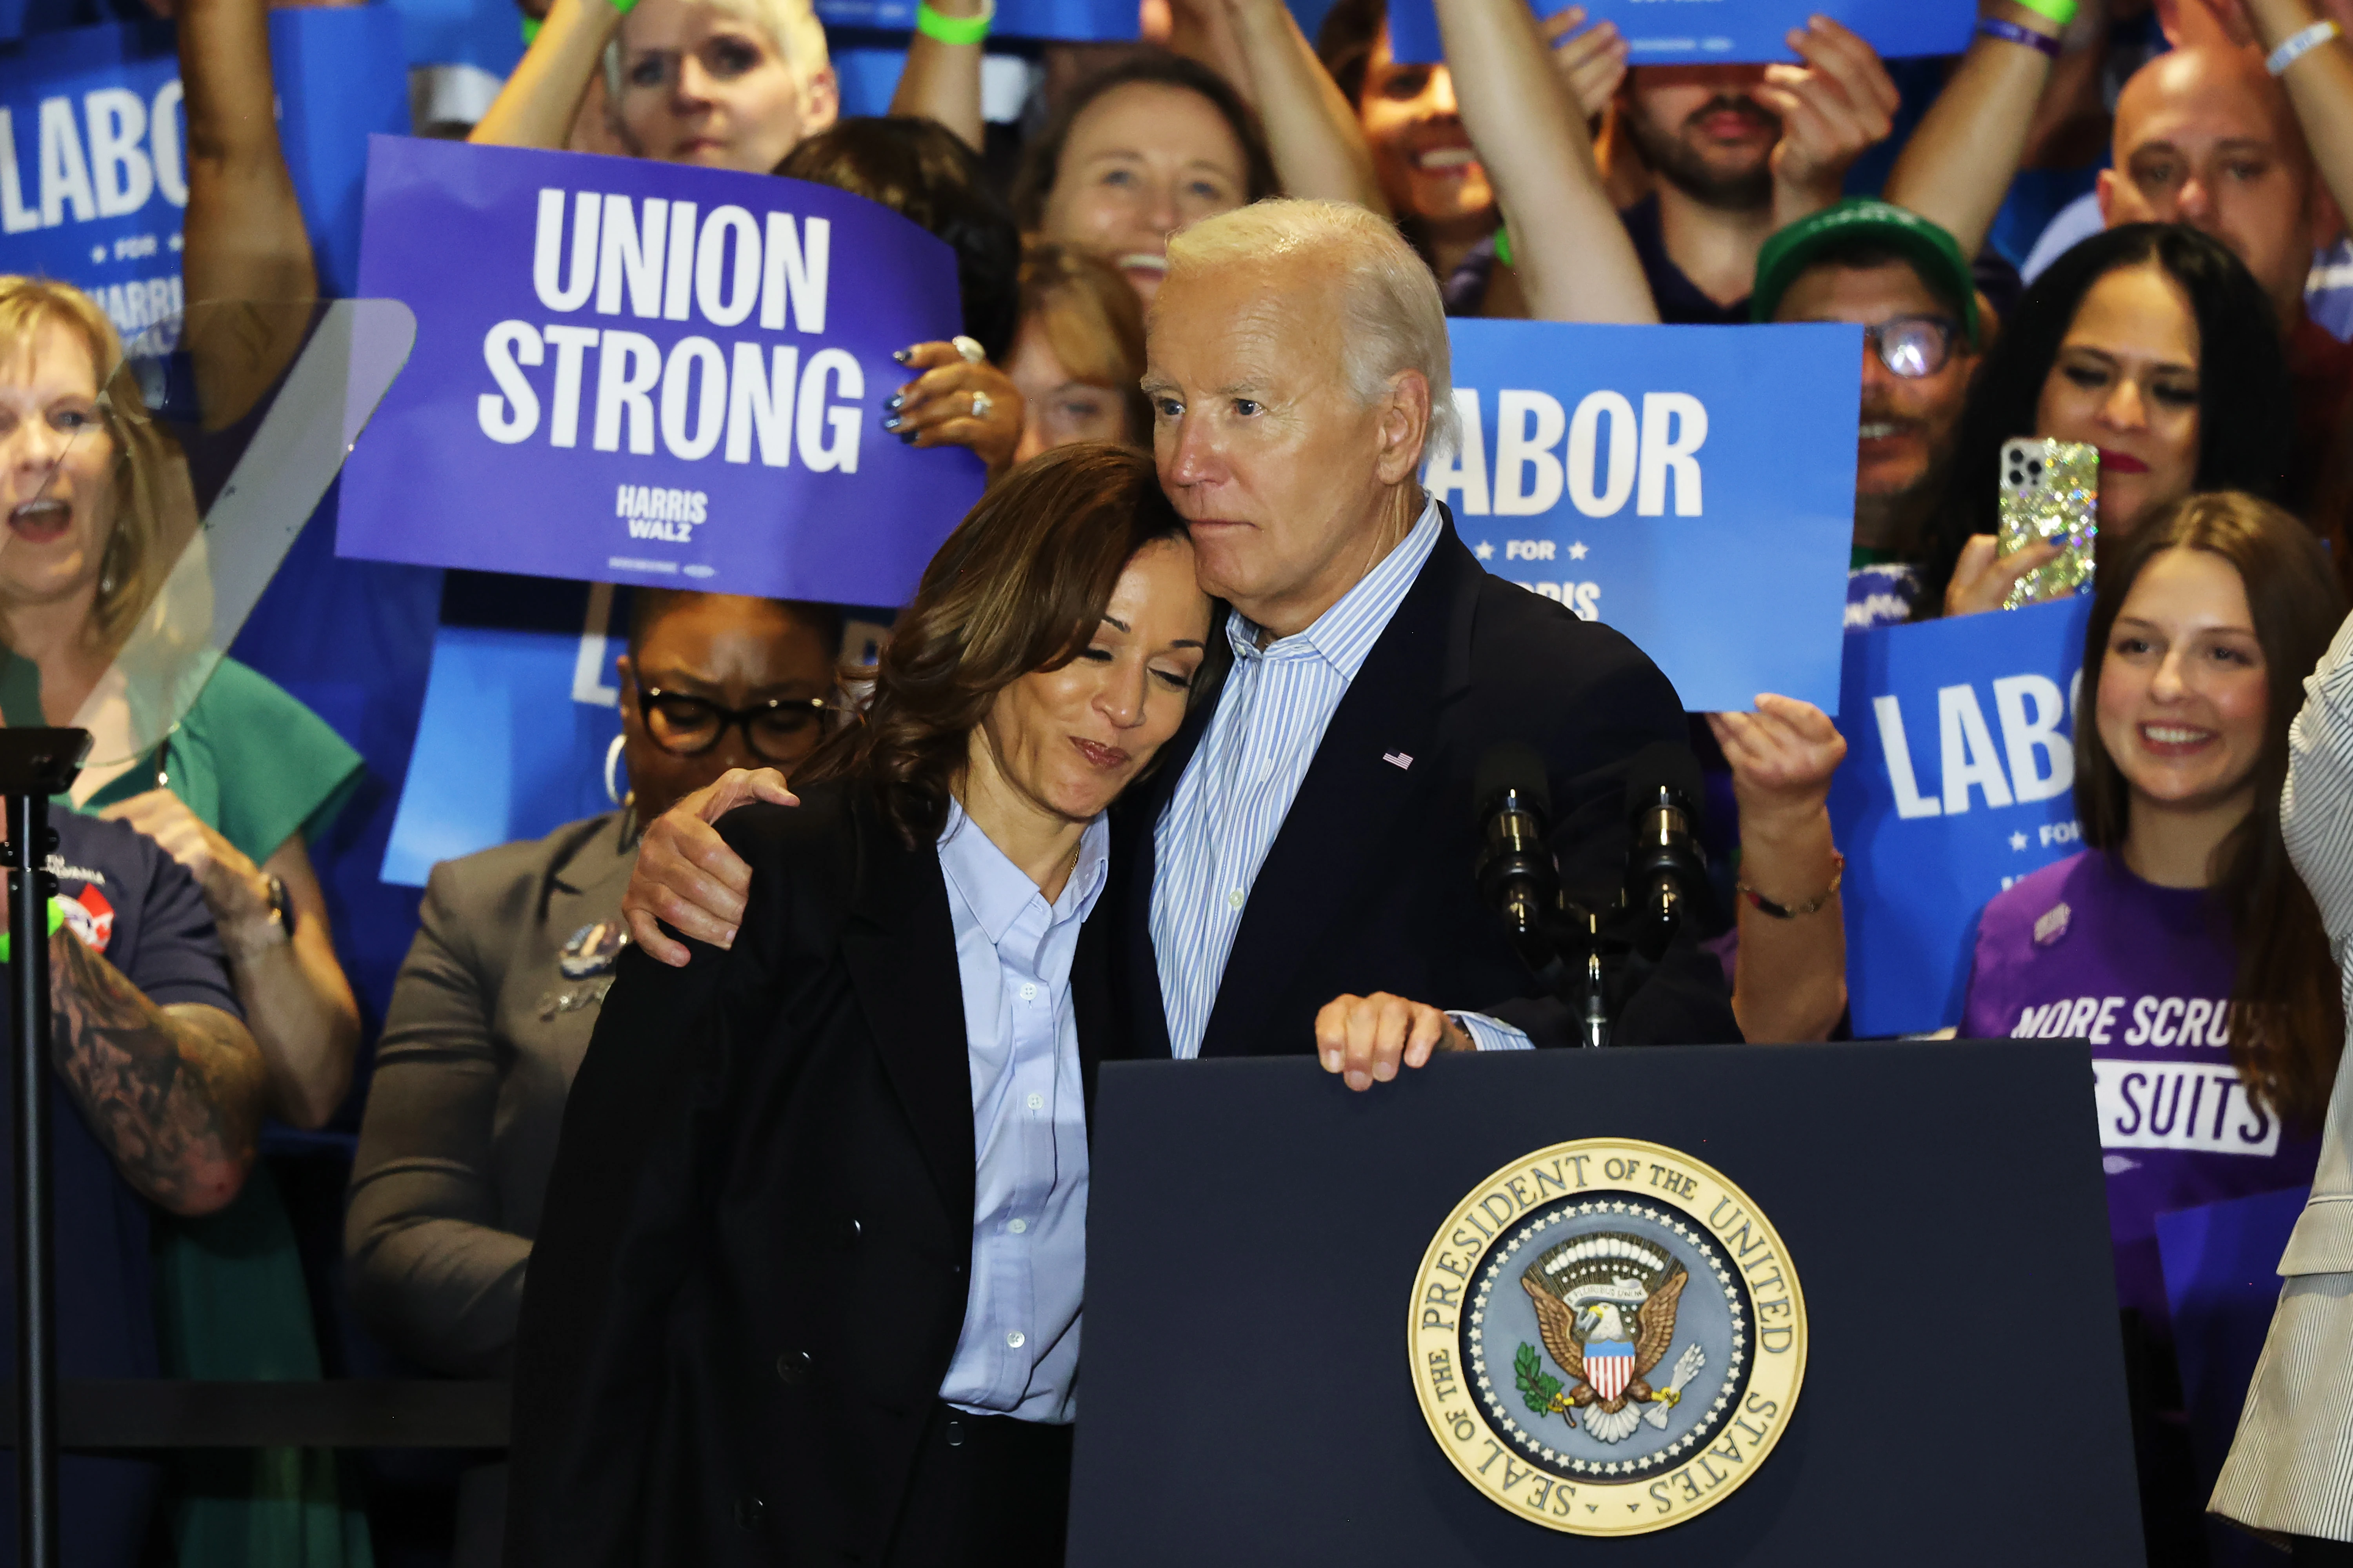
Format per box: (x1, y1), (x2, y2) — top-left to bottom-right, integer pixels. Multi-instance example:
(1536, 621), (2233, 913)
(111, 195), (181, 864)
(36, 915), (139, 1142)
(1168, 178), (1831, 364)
(1737, 852), (1846, 921)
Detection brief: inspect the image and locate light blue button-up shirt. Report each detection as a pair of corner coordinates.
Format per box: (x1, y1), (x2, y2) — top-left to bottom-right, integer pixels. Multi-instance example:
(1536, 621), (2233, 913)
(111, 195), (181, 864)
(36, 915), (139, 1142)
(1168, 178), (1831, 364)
(1149, 500), (1530, 1059)
(935, 800), (1104, 1424)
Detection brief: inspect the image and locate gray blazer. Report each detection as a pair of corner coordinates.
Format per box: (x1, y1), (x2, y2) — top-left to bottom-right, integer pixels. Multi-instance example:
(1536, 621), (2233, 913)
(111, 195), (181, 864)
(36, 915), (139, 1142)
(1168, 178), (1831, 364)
(347, 810), (636, 1378)
(2212, 614), (2353, 1544)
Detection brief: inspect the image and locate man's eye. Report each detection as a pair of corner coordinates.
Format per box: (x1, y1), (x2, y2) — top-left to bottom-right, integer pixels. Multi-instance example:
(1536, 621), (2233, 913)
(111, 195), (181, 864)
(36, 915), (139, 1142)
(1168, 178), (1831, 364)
(2134, 161), (2177, 186)
(1153, 397), (1182, 418)
(1233, 398), (1261, 417)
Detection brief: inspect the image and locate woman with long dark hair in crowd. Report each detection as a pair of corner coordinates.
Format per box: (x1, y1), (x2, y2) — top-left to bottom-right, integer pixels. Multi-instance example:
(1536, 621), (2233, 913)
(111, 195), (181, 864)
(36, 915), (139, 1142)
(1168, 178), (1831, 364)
(1919, 223), (2294, 618)
(1957, 491), (2344, 1562)
(505, 443), (1220, 1567)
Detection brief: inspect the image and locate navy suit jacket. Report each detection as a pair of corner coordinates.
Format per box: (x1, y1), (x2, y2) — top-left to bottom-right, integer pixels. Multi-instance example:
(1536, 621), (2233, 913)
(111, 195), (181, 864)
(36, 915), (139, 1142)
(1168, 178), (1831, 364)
(1101, 510), (1742, 1059)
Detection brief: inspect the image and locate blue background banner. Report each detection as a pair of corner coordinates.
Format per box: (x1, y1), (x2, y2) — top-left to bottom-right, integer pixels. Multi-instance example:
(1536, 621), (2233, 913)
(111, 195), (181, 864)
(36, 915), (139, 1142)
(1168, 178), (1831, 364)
(1388, 0), (1973, 65)
(0, 11), (406, 322)
(338, 136), (984, 606)
(815, 0), (1135, 41)
(1829, 596), (2093, 1037)
(1433, 319), (1855, 714)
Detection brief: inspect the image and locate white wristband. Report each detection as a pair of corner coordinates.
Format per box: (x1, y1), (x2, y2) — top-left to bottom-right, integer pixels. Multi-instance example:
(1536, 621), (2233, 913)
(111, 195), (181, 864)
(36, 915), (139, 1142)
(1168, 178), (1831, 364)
(2268, 18), (2341, 76)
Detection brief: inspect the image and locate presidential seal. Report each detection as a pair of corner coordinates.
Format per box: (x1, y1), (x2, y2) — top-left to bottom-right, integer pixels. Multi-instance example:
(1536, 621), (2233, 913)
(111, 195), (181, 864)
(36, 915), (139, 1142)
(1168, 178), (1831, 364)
(1408, 1138), (1806, 1536)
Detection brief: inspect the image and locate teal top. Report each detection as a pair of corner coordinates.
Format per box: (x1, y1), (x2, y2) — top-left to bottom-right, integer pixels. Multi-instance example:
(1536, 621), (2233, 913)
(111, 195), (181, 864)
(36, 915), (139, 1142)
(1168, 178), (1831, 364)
(80, 656), (364, 865)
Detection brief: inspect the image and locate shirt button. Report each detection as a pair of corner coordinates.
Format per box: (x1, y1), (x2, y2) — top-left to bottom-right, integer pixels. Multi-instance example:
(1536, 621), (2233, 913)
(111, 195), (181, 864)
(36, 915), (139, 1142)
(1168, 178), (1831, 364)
(1026, 1092), (1044, 1111)
(1006, 1330), (1026, 1349)
(1009, 1218), (1027, 1234)
(1019, 982), (1038, 1001)
(1227, 888), (1245, 910)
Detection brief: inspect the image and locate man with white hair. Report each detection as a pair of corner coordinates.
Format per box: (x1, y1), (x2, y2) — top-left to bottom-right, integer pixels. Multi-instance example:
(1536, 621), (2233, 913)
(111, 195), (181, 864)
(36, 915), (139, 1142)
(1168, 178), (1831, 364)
(621, 198), (1738, 1074)
(1113, 198), (1736, 1078)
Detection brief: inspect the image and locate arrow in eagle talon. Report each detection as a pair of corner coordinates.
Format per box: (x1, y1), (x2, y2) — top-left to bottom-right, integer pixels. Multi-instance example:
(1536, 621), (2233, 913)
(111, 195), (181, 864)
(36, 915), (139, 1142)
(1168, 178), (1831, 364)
(1642, 1343), (1707, 1429)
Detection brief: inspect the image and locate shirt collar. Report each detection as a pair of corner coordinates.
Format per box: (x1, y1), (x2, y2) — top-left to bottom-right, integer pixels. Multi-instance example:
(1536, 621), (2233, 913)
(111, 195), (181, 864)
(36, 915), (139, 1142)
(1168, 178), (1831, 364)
(937, 798), (1110, 944)
(1225, 498), (1443, 680)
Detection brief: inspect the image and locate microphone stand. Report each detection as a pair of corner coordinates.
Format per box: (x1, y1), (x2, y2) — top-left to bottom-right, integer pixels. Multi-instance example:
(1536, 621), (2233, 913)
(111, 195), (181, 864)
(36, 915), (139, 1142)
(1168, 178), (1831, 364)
(0, 730), (91, 1568)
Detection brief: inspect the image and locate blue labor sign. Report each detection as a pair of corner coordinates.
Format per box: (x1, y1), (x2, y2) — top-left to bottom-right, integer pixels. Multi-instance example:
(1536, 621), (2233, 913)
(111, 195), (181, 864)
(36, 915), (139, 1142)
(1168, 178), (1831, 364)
(1433, 318), (1857, 714)
(0, 10), (406, 330)
(1828, 596), (2094, 1037)
(1386, 0), (1973, 65)
(336, 136), (985, 608)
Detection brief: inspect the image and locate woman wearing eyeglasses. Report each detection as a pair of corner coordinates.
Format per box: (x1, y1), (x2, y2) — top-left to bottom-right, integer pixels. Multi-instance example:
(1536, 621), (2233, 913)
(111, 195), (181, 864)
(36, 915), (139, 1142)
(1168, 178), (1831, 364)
(346, 588), (840, 1565)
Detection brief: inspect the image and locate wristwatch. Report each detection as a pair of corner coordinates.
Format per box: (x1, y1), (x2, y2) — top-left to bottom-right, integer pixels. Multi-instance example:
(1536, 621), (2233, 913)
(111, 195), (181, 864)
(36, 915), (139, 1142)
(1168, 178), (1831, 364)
(263, 873), (297, 941)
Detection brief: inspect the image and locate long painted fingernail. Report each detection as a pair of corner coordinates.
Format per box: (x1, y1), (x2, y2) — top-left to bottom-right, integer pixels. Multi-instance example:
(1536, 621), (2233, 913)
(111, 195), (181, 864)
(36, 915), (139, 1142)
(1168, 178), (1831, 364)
(882, 414), (902, 432)
(892, 347), (913, 364)
(885, 393), (905, 411)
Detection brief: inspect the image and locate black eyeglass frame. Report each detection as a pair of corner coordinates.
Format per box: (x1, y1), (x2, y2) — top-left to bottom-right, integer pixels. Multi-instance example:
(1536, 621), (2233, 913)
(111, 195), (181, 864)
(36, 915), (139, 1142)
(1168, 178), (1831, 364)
(1862, 314), (1964, 380)
(637, 687), (831, 763)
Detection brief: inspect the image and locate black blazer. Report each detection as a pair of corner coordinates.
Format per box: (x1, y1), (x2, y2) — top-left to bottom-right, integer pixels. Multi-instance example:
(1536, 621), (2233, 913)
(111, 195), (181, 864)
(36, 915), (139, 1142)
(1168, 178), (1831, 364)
(1103, 512), (1741, 1058)
(504, 783), (1110, 1567)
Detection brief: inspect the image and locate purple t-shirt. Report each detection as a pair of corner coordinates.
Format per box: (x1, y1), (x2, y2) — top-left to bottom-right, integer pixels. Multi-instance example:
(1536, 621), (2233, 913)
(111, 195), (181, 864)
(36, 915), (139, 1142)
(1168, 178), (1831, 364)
(1959, 849), (2320, 1337)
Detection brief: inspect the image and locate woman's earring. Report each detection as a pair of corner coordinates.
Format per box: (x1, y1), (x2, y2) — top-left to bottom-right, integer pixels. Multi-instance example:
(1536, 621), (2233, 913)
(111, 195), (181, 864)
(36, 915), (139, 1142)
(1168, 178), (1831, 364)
(605, 732), (628, 807)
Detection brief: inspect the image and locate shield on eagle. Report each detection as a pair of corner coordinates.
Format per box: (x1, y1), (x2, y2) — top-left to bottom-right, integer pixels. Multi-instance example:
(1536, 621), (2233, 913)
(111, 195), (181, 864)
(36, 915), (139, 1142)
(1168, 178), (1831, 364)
(1585, 1339), (1635, 1401)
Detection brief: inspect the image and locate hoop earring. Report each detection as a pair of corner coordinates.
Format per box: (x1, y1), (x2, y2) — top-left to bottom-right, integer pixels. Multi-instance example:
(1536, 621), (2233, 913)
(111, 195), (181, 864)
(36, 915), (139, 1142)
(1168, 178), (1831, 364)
(605, 732), (627, 807)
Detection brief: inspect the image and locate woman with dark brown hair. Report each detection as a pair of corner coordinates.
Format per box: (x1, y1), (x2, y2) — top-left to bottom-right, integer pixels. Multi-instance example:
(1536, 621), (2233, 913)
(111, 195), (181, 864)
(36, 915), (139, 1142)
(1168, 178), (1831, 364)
(505, 442), (1216, 1568)
(1955, 490), (2346, 1558)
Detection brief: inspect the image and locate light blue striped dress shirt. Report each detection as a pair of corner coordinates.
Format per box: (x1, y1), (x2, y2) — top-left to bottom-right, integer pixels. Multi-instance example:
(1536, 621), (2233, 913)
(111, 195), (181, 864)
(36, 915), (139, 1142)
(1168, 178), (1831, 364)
(935, 800), (1104, 1424)
(1149, 500), (1530, 1059)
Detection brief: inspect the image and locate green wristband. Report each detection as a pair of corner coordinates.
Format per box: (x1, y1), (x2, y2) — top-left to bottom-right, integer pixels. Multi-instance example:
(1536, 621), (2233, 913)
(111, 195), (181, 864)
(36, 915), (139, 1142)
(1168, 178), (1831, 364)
(0, 898), (71, 965)
(1493, 222), (1514, 270)
(916, 0), (993, 45)
(522, 0), (635, 47)
(2008, 0), (2078, 27)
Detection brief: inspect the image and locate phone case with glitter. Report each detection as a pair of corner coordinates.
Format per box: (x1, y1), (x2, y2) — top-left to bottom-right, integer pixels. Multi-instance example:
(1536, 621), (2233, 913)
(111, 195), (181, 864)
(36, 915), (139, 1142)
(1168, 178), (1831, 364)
(1996, 438), (2098, 609)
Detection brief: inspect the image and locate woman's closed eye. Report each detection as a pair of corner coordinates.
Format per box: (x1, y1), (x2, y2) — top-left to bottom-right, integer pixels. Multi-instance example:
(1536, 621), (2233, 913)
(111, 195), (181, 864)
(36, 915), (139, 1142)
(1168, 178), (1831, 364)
(2151, 380), (2199, 409)
(1150, 664), (1193, 690)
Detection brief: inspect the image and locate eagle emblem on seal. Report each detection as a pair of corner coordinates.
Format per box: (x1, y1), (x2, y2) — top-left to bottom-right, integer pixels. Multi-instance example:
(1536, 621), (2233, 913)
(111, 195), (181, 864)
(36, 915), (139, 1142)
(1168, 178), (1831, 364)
(1516, 1231), (1708, 1444)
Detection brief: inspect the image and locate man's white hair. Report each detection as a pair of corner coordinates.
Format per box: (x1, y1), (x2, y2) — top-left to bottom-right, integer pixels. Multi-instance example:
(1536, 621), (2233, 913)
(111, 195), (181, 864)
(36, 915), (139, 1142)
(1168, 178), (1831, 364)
(1164, 198), (1461, 463)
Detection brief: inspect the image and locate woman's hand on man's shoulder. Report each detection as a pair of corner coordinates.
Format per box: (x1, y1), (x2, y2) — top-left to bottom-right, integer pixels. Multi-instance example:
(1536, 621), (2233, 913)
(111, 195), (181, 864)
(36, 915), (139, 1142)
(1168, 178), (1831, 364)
(621, 769), (798, 967)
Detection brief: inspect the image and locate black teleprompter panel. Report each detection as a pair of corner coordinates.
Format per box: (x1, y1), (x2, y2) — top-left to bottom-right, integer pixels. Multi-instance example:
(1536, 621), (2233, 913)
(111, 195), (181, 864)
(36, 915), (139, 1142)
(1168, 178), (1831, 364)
(1071, 1041), (2143, 1567)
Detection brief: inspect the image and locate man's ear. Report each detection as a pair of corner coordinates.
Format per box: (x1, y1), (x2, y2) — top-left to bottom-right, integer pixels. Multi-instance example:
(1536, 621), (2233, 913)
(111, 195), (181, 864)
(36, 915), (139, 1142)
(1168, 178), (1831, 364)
(1376, 370), (1433, 487)
(2095, 167), (2121, 227)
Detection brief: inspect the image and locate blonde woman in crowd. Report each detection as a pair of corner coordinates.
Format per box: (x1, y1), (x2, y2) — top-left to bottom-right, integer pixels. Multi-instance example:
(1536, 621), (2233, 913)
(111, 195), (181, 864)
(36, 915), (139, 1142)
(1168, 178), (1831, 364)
(472, 0), (837, 171)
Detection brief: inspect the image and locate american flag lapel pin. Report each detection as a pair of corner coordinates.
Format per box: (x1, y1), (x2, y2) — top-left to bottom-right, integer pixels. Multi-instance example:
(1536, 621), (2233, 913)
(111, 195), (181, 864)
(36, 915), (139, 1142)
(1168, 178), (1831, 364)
(1382, 751), (1413, 770)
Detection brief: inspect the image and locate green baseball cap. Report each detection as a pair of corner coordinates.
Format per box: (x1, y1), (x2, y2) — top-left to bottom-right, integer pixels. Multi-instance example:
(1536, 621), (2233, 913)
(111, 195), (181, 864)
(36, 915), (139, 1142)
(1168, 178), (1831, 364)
(1750, 198), (1980, 348)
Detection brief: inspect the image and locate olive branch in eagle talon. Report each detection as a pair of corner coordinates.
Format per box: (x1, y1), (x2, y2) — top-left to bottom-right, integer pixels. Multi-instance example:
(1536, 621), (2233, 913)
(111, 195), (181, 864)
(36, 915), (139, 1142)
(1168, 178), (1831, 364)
(1515, 1343), (1578, 1424)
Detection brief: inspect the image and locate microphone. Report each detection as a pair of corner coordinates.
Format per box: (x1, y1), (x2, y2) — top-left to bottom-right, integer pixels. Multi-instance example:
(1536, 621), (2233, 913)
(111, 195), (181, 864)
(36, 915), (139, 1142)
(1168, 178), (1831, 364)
(1473, 742), (1558, 961)
(1624, 741), (1707, 961)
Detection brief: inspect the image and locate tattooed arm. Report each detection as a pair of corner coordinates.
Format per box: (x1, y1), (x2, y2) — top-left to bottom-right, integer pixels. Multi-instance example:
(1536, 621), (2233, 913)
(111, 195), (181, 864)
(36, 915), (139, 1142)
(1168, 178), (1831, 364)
(47, 928), (267, 1217)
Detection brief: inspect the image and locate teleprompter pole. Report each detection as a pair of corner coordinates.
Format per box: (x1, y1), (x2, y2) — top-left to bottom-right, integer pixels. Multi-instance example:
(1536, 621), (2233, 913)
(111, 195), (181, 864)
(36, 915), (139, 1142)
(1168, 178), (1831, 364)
(1, 730), (90, 1568)
(11, 788), (55, 1568)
